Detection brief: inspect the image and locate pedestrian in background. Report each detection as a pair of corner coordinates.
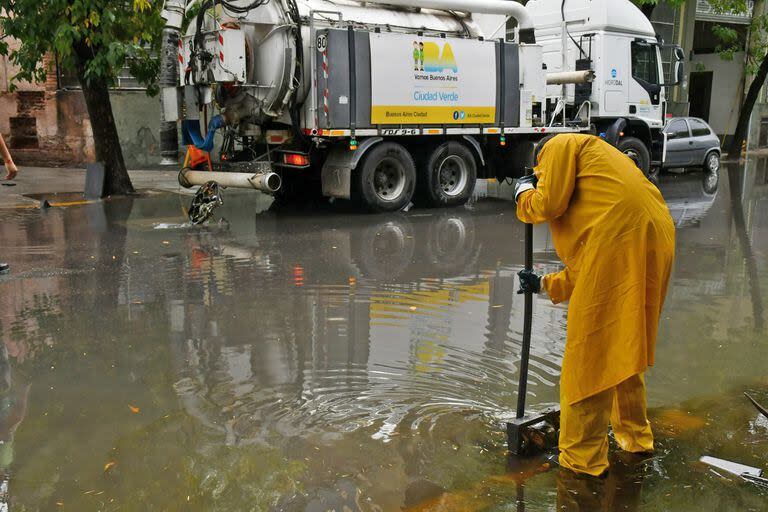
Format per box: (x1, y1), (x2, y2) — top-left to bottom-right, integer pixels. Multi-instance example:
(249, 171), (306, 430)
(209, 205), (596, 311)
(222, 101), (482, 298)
(515, 133), (676, 477)
(1, 132), (17, 274)
(0, 133), (18, 181)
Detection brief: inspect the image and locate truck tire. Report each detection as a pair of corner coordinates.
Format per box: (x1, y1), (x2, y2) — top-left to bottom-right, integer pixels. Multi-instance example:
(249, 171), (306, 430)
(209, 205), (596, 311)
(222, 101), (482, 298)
(618, 137), (651, 176)
(356, 142), (416, 212)
(423, 142), (477, 207)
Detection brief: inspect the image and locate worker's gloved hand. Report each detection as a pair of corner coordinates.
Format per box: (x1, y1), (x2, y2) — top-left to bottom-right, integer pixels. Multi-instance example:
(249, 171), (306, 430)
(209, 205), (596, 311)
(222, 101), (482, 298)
(517, 269), (542, 295)
(515, 174), (538, 203)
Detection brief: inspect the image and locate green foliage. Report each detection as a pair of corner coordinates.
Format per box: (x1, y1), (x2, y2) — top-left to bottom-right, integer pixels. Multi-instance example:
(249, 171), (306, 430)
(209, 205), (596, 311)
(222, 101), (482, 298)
(0, 0), (165, 95)
(708, 0), (768, 74)
(631, 0), (687, 7)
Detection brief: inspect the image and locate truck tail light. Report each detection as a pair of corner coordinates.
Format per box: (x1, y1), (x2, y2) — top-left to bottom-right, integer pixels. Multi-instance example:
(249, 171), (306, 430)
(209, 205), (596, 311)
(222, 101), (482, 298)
(284, 153), (309, 167)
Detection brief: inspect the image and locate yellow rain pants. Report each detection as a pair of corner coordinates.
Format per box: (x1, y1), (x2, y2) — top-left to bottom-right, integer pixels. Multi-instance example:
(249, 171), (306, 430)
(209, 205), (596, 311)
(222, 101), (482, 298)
(559, 373), (653, 476)
(516, 134), (675, 475)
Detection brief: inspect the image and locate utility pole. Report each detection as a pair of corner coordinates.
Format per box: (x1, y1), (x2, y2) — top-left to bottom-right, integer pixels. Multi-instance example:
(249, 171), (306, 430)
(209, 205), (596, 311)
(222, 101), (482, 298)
(159, 0), (186, 166)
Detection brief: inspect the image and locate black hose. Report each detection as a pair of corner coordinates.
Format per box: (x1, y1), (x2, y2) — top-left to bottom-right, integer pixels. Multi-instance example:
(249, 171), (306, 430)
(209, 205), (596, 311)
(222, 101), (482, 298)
(561, 0), (586, 59)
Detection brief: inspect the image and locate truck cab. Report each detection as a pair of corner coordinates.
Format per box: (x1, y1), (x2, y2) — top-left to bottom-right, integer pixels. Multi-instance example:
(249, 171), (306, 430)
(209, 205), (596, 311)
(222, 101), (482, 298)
(526, 0), (684, 173)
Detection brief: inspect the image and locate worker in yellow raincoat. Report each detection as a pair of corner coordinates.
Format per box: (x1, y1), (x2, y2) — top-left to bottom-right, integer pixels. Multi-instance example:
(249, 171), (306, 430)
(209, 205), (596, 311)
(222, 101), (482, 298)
(515, 133), (675, 477)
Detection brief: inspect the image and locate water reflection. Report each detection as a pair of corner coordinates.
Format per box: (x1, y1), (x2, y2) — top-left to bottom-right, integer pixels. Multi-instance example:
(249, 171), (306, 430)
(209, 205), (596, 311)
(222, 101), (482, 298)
(160, 206), (562, 447)
(555, 453), (647, 512)
(0, 162), (766, 510)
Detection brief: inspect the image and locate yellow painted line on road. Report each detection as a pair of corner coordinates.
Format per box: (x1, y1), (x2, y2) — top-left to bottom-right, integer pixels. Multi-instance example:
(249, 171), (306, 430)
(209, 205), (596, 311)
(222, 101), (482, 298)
(0, 199), (98, 209)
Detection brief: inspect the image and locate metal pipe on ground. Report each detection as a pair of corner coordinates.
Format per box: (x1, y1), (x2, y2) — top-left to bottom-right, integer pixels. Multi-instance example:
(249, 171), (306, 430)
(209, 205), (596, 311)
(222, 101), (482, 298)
(178, 169), (282, 195)
(546, 70), (596, 85)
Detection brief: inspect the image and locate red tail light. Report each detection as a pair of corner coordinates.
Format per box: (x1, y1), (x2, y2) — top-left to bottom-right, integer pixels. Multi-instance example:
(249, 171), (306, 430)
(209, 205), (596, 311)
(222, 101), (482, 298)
(284, 153), (309, 167)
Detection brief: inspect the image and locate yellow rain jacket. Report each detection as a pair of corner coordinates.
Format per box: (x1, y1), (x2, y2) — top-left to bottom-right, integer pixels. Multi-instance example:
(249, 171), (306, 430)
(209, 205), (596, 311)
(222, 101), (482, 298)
(517, 134), (675, 405)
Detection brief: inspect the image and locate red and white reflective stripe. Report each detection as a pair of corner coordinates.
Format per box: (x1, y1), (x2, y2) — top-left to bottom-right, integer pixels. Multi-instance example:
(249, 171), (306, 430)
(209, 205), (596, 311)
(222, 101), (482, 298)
(322, 50), (330, 123)
(178, 39), (184, 64)
(219, 33), (225, 62)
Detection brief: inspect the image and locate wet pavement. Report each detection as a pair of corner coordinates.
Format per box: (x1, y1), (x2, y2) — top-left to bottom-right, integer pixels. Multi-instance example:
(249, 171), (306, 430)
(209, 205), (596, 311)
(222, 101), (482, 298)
(0, 162), (766, 511)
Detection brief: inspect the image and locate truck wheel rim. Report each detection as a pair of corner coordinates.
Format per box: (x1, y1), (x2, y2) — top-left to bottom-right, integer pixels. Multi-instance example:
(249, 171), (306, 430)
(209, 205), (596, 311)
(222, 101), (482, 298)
(708, 153), (720, 172)
(438, 155), (469, 197)
(373, 158), (406, 201)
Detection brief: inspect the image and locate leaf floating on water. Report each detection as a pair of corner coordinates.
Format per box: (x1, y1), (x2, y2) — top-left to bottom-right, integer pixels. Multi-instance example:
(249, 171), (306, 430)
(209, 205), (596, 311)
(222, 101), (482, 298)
(104, 461), (116, 472)
(128, 405), (140, 414)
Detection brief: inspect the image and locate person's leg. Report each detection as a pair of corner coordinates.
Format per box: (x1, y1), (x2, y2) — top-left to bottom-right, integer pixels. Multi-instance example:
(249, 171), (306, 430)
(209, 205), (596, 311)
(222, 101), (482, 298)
(610, 373), (654, 453)
(559, 386), (614, 476)
(0, 134), (18, 181)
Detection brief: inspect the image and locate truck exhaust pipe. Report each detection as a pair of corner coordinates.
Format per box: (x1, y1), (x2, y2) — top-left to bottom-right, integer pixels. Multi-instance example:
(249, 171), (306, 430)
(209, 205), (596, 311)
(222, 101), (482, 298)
(179, 169), (282, 195)
(363, 0), (536, 43)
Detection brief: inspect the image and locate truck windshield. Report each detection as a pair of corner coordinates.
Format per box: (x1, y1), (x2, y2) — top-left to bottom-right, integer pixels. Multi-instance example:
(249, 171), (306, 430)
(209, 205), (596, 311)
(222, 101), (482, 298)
(631, 42), (659, 85)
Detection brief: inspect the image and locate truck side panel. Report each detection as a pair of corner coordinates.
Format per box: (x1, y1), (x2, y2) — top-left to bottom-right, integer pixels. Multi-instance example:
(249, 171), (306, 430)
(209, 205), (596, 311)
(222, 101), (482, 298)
(316, 29), (373, 130)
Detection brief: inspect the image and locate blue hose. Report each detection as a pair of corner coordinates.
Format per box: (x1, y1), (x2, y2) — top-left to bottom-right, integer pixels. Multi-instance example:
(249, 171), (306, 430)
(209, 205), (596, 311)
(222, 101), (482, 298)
(181, 115), (225, 153)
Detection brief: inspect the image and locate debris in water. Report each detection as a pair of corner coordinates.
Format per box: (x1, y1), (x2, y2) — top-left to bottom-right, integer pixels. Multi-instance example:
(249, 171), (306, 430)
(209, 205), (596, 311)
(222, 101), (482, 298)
(188, 181), (223, 225)
(153, 223), (193, 230)
(745, 393), (768, 420)
(104, 461), (117, 472)
(128, 405), (140, 414)
(700, 456), (768, 487)
(0, 263), (9, 275)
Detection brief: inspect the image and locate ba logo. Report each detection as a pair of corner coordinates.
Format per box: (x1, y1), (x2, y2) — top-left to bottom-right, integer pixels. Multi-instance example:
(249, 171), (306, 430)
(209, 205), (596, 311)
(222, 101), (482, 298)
(611, 68), (618, 78)
(412, 40), (458, 73)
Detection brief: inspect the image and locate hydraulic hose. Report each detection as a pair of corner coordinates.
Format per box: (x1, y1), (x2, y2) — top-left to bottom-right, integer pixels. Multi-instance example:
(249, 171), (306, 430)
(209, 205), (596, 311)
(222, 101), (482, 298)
(181, 115), (225, 153)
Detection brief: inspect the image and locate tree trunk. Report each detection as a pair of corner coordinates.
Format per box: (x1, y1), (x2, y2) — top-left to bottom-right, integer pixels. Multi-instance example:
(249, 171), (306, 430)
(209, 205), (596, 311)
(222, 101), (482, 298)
(74, 47), (134, 196)
(726, 53), (768, 157)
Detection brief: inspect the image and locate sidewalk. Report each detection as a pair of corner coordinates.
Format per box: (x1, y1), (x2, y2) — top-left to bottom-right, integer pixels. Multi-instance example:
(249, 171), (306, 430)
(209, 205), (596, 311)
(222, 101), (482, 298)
(0, 166), (189, 208)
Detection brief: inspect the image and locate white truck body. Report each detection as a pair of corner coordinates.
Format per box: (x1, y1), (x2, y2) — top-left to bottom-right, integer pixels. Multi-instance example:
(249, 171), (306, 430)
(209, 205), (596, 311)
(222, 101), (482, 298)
(527, 0), (667, 129)
(165, 0), (683, 211)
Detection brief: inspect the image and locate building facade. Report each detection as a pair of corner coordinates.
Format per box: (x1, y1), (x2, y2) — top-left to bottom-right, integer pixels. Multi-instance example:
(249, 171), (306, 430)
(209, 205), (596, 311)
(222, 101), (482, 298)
(0, 44), (163, 169)
(651, 0), (768, 150)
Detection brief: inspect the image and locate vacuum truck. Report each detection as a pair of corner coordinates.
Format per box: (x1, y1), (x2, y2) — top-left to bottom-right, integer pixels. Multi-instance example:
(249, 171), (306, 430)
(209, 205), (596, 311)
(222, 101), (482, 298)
(160, 0), (684, 212)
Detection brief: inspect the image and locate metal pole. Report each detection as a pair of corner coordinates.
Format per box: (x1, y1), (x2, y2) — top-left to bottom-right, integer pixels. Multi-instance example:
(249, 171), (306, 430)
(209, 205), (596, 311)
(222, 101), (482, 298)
(516, 169), (534, 420)
(159, 0), (186, 165)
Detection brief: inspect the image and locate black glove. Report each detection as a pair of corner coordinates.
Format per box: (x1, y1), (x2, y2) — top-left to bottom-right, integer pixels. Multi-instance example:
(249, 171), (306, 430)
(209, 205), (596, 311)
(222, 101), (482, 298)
(517, 269), (542, 295)
(514, 174), (539, 203)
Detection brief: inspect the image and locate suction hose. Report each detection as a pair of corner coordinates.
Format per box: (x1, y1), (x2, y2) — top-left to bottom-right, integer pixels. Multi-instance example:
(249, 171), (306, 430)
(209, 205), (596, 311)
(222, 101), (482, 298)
(362, 0), (536, 43)
(181, 115), (225, 153)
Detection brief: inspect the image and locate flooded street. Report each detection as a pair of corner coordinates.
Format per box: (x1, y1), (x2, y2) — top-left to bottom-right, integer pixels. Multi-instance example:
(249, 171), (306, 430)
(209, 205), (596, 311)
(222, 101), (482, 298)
(1, 162), (767, 511)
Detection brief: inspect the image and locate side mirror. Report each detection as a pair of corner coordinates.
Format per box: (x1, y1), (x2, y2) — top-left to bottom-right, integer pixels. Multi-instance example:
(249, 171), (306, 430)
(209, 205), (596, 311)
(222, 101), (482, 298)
(674, 60), (685, 85)
(663, 45), (686, 86)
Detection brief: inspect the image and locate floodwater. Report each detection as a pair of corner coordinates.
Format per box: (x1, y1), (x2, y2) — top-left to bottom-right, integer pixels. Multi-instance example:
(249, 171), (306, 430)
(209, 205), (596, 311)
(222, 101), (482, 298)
(0, 161), (766, 511)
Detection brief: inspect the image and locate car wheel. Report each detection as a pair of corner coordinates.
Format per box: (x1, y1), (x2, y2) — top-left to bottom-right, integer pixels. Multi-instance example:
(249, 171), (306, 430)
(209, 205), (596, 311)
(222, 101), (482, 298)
(705, 151), (720, 173)
(421, 142), (477, 208)
(356, 142), (417, 213)
(618, 137), (651, 176)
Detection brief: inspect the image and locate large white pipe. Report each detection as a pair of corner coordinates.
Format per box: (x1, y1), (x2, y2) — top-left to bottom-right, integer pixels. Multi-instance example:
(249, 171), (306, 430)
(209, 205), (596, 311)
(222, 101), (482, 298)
(363, 0), (536, 40)
(179, 169), (282, 194)
(547, 70), (596, 85)
(160, 0), (185, 30)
